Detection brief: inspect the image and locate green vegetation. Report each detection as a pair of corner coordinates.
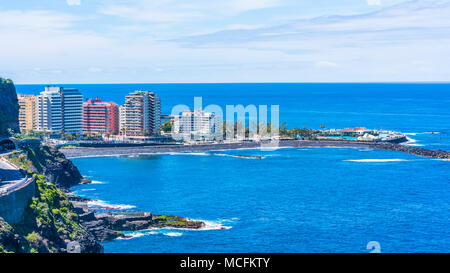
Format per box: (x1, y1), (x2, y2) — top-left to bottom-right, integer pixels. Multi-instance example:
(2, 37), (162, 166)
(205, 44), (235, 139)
(1, 147), (88, 253)
(220, 121), (319, 140)
(7, 146), (66, 173)
(152, 215), (202, 228)
(161, 120), (172, 133)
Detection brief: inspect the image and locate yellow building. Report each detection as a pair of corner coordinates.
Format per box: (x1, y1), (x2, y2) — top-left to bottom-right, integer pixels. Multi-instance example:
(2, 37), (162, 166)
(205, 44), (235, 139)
(17, 94), (36, 133)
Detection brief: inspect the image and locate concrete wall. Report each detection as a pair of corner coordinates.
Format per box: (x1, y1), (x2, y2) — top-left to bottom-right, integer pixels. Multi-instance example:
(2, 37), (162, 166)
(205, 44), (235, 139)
(0, 178), (36, 224)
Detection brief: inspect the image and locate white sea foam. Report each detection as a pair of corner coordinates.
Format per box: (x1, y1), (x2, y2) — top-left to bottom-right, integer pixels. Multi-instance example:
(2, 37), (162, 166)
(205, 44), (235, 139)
(199, 220), (233, 230)
(405, 132), (440, 135)
(344, 159), (408, 163)
(167, 152), (209, 156)
(114, 218), (235, 240)
(403, 136), (425, 147)
(80, 188), (96, 192)
(90, 180), (106, 184)
(164, 232), (183, 237)
(87, 199), (136, 210)
(118, 230), (158, 240)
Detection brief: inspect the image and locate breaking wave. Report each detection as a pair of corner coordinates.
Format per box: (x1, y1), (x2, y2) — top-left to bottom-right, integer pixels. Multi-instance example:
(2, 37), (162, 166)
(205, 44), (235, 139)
(87, 199), (136, 210)
(90, 180), (106, 184)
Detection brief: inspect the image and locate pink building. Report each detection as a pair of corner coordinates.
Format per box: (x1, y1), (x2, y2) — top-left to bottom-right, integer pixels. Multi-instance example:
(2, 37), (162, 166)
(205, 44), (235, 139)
(82, 97), (119, 135)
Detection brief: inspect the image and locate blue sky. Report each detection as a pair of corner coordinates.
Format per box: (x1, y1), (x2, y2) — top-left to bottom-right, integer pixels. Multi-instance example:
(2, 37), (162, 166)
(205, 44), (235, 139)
(0, 0), (449, 83)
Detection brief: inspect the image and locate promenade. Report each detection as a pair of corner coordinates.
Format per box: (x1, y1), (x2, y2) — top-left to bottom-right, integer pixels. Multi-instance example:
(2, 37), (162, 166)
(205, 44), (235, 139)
(59, 140), (450, 160)
(60, 140), (373, 158)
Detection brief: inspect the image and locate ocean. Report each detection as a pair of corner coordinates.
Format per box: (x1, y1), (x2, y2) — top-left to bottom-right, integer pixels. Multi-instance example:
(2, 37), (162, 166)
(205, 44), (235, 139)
(16, 83), (450, 252)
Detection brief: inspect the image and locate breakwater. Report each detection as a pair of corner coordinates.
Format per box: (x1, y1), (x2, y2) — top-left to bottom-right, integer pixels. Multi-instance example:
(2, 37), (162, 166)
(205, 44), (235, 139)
(60, 140), (450, 160)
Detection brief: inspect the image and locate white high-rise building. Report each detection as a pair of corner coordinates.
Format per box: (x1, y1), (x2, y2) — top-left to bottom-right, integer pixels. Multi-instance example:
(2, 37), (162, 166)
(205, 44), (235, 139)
(35, 86), (83, 134)
(172, 110), (219, 141)
(118, 105), (126, 134)
(122, 91), (161, 136)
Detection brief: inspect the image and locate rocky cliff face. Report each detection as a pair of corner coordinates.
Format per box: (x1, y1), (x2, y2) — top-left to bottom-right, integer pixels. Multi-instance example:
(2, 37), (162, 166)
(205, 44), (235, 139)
(9, 146), (85, 189)
(1, 148), (103, 253)
(0, 77), (19, 136)
(0, 177), (103, 253)
(40, 147), (85, 189)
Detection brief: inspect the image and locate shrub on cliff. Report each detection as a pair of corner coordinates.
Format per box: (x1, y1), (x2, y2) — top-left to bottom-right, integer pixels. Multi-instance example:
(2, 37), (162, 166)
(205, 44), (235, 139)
(3, 148), (103, 253)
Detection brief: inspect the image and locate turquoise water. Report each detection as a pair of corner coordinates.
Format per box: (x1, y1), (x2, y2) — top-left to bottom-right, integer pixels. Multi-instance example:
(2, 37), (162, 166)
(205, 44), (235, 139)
(16, 83), (450, 252)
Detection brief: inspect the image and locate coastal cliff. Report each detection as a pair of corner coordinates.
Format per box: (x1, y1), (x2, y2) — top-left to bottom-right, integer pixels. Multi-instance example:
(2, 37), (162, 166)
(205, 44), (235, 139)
(1, 145), (204, 252)
(0, 77), (19, 136)
(8, 146), (85, 189)
(1, 149), (103, 253)
(0, 176), (103, 253)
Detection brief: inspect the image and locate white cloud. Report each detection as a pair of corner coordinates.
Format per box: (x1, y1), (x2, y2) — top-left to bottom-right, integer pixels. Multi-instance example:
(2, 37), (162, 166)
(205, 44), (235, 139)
(88, 67), (103, 73)
(315, 61), (338, 68)
(0, 10), (75, 30)
(67, 0), (81, 6)
(367, 0), (381, 6)
(100, 0), (280, 22)
(2, 1), (450, 83)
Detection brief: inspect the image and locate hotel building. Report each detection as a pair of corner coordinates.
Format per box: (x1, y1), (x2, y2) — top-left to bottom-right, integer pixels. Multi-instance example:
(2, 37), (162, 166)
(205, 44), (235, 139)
(35, 86), (83, 134)
(82, 97), (119, 135)
(17, 94), (36, 133)
(121, 91), (161, 136)
(172, 110), (219, 141)
(118, 105), (126, 134)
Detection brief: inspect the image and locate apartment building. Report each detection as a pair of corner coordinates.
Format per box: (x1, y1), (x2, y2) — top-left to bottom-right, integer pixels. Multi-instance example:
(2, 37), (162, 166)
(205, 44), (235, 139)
(121, 91), (161, 136)
(17, 94), (36, 133)
(172, 110), (219, 141)
(82, 97), (119, 135)
(35, 86), (83, 134)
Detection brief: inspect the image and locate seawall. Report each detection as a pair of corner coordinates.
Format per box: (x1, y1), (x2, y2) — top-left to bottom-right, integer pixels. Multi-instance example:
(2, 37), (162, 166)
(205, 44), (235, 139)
(0, 177), (35, 225)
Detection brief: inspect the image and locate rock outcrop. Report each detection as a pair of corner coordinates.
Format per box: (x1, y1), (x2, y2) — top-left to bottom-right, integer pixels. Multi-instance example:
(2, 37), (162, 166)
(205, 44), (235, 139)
(70, 198), (204, 242)
(0, 77), (19, 136)
(8, 146), (85, 189)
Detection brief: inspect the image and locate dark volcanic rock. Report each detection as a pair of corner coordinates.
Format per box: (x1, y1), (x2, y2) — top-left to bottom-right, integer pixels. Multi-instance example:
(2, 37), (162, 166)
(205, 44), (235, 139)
(41, 148), (84, 189)
(43, 159), (83, 189)
(0, 217), (21, 252)
(374, 143), (450, 159)
(21, 146), (85, 189)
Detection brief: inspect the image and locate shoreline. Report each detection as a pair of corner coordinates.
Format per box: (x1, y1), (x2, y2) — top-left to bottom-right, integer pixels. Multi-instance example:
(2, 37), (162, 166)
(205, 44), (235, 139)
(60, 140), (450, 160)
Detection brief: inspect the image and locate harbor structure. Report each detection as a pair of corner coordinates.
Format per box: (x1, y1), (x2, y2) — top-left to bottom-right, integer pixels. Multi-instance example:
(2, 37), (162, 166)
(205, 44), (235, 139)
(35, 86), (83, 134)
(82, 97), (119, 135)
(121, 91), (161, 136)
(172, 110), (219, 141)
(17, 94), (36, 133)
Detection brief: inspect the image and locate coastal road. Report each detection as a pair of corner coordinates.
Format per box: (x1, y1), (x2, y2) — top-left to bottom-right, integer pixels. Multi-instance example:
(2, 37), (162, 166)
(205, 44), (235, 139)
(0, 157), (25, 195)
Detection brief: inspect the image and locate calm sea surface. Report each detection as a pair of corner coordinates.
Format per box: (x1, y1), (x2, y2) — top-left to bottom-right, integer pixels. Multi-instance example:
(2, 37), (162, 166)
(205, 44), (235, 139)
(17, 83), (450, 252)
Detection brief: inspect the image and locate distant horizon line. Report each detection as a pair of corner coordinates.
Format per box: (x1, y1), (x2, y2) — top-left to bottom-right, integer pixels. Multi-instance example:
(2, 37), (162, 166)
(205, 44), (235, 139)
(13, 81), (450, 85)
